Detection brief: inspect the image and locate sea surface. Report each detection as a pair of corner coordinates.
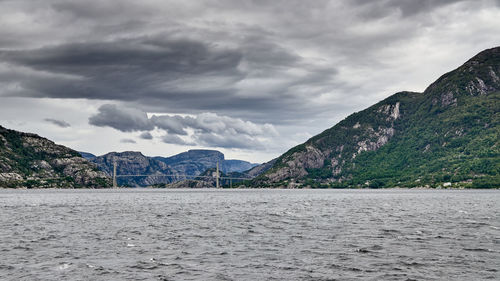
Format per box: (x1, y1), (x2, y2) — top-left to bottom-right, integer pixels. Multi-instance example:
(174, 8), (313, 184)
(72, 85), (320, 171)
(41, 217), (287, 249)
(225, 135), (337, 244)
(0, 188), (498, 281)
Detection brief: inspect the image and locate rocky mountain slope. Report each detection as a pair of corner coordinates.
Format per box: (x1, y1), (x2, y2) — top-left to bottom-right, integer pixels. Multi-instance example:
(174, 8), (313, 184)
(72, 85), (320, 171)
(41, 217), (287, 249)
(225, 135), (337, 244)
(0, 126), (111, 188)
(92, 151), (181, 187)
(254, 47), (500, 188)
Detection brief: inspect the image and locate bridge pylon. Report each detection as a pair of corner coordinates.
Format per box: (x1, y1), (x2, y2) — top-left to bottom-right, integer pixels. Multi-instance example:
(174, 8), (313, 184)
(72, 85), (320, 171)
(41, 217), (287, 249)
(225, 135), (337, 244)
(216, 161), (220, 188)
(113, 159), (117, 188)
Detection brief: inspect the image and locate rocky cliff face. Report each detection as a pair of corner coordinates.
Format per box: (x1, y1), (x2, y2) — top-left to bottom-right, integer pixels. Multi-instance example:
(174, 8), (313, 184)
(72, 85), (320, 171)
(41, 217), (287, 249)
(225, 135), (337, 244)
(0, 126), (111, 188)
(255, 47), (500, 188)
(154, 149), (257, 176)
(261, 98), (404, 185)
(154, 150), (224, 177)
(425, 47), (500, 102)
(92, 151), (180, 187)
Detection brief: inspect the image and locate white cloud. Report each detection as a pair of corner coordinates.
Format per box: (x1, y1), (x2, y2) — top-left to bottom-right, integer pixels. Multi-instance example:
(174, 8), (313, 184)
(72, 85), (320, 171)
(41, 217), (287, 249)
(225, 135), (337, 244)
(88, 104), (279, 150)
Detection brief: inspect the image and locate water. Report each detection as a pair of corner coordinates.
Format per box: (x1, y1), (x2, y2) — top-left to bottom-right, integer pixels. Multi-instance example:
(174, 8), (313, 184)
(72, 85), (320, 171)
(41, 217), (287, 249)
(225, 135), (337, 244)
(0, 189), (498, 281)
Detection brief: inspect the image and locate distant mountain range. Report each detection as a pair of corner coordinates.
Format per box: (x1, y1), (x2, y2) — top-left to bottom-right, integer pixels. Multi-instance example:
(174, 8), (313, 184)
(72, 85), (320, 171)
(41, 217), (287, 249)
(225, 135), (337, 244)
(153, 149), (258, 174)
(79, 152), (97, 160)
(0, 126), (110, 188)
(253, 47), (500, 188)
(0, 125), (258, 187)
(89, 151), (180, 187)
(82, 149), (258, 187)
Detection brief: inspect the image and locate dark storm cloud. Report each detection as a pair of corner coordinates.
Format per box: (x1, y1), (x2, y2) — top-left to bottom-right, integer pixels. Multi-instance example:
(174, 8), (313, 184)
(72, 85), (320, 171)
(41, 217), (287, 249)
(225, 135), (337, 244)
(0, 9), (338, 124)
(89, 104), (153, 132)
(352, 0), (473, 18)
(51, 1), (137, 19)
(88, 104), (277, 149)
(44, 118), (71, 128)
(0, 37), (244, 100)
(162, 134), (195, 146)
(89, 104), (277, 137)
(150, 115), (190, 136)
(1, 0), (499, 147)
(139, 132), (153, 140)
(11, 38), (242, 75)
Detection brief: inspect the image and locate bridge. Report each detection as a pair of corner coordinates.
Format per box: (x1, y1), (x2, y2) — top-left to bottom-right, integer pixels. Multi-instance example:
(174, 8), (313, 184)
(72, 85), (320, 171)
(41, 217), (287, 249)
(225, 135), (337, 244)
(112, 161), (252, 188)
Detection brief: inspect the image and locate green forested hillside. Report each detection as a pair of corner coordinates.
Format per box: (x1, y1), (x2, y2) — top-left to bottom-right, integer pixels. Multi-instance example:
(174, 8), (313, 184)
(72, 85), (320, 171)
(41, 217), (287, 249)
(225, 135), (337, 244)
(348, 91), (499, 188)
(255, 47), (500, 188)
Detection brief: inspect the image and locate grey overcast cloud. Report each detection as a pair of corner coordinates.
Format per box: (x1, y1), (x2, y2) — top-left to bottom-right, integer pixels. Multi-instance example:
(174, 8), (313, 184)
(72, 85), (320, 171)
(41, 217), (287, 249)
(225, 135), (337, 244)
(0, 0), (499, 163)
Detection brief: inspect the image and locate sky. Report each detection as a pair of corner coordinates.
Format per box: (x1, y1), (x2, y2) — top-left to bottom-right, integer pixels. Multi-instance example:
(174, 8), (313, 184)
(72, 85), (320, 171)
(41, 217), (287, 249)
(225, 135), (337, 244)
(0, 0), (499, 163)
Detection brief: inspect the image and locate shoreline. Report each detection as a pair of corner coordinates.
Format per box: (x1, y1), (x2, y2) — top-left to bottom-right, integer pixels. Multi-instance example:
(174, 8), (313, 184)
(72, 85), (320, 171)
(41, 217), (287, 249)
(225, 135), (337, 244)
(1, 186), (499, 190)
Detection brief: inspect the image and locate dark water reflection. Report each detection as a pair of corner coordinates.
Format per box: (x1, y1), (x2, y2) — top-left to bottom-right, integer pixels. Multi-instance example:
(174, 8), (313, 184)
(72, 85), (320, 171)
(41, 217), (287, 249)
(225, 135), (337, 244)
(0, 189), (498, 280)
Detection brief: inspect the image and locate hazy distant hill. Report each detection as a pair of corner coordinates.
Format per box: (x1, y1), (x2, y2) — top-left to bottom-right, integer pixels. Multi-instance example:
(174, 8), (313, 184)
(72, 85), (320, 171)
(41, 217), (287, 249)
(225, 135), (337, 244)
(79, 151), (96, 160)
(245, 158), (277, 178)
(223, 159), (259, 173)
(0, 126), (110, 188)
(254, 47), (500, 188)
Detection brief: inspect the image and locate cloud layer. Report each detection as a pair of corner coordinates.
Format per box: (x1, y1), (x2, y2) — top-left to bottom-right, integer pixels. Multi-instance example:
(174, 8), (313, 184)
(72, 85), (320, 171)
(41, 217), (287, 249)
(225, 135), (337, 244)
(4, 0), (495, 125)
(1, 0), (499, 160)
(89, 104), (277, 149)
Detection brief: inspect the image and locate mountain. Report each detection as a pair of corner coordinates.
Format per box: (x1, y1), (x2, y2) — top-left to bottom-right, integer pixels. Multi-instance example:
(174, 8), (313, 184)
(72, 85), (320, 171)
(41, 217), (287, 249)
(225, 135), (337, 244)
(0, 126), (111, 188)
(223, 159), (258, 173)
(79, 151), (96, 160)
(92, 151), (181, 187)
(154, 149), (258, 176)
(89, 149), (257, 187)
(154, 150), (224, 176)
(245, 158), (277, 178)
(254, 47), (500, 188)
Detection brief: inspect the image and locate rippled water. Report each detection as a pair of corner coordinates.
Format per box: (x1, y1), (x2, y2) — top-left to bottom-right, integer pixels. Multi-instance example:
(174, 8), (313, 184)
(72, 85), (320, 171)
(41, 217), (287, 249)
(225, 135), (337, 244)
(0, 189), (498, 280)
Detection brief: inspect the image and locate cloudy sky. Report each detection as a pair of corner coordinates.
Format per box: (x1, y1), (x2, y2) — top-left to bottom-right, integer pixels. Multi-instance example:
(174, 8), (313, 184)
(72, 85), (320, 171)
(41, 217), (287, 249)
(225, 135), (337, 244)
(0, 0), (499, 163)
